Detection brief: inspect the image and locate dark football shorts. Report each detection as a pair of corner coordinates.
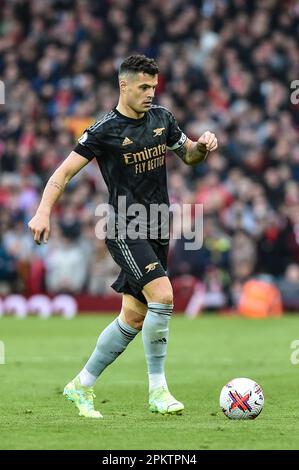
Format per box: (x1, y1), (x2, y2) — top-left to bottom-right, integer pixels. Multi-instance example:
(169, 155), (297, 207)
(105, 237), (169, 305)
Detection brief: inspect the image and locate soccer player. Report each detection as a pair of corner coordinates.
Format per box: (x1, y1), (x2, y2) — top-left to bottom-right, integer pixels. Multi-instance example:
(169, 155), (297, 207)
(28, 55), (218, 418)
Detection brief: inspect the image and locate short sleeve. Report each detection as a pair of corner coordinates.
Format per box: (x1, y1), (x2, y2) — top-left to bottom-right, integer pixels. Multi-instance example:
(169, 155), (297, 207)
(166, 111), (187, 150)
(73, 130), (103, 161)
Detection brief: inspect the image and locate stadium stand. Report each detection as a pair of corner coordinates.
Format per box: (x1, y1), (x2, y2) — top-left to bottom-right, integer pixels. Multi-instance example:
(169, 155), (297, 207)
(1, 0), (299, 312)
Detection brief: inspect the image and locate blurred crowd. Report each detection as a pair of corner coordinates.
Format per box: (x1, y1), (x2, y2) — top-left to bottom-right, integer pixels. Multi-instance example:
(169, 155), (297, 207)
(1, 0), (299, 309)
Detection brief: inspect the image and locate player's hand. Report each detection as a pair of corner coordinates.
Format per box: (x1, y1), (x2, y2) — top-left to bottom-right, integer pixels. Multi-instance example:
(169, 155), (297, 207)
(28, 211), (50, 245)
(197, 131), (218, 152)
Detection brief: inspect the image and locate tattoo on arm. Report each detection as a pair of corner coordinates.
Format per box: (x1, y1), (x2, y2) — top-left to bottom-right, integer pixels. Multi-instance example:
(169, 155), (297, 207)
(49, 180), (63, 191)
(173, 144), (188, 161)
(174, 141), (209, 165)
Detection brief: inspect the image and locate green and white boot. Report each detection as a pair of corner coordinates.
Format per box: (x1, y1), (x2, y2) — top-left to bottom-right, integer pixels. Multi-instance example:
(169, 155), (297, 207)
(149, 386), (184, 415)
(63, 377), (103, 419)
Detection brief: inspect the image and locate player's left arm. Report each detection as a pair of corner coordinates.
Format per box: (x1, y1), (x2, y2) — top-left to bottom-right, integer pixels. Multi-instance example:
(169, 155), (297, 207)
(173, 132), (218, 166)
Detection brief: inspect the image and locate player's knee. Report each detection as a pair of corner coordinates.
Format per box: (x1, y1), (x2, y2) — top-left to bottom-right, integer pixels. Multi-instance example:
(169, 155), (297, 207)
(131, 316), (145, 330)
(150, 291), (173, 305)
(143, 280), (174, 305)
(120, 307), (145, 330)
(147, 288), (173, 305)
(126, 311), (145, 330)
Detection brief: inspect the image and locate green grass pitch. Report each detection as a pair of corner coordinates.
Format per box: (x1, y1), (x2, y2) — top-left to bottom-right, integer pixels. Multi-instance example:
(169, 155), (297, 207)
(0, 314), (299, 450)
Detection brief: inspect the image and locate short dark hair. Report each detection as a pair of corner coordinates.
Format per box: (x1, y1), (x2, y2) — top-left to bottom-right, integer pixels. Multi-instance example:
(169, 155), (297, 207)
(119, 55), (159, 77)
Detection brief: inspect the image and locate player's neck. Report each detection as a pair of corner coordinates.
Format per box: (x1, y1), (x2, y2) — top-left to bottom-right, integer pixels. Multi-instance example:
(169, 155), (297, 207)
(116, 102), (145, 120)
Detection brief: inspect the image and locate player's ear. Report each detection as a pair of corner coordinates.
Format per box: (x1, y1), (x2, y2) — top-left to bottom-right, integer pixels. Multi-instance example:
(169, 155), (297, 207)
(119, 79), (127, 94)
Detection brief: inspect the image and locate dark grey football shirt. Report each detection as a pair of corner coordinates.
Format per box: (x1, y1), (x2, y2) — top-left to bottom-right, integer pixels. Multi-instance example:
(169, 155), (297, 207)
(74, 105), (186, 239)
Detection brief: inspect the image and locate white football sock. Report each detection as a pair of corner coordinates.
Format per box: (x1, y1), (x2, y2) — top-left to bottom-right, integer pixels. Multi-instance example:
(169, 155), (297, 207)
(149, 373), (168, 393)
(78, 367), (97, 387)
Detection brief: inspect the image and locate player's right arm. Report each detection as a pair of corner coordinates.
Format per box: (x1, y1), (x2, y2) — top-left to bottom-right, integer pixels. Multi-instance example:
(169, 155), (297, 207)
(28, 151), (89, 245)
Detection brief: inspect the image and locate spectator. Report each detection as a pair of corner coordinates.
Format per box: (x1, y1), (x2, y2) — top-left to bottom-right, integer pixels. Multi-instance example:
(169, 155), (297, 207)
(0, 237), (17, 295)
(88, 240), (120, 295)
(45, 234), (88, 294)
(277, 264), (299, 311)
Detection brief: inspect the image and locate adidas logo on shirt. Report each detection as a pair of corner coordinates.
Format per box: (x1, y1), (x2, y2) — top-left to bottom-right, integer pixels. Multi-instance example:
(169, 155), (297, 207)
(122, 137), (133, 146)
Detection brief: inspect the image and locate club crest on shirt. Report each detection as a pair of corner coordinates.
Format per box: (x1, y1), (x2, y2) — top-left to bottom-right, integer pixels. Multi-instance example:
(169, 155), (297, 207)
(153, 127), (165, 137)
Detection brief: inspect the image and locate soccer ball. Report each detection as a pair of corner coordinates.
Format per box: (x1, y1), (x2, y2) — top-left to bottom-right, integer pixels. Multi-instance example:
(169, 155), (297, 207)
(219, 377), (264, 420)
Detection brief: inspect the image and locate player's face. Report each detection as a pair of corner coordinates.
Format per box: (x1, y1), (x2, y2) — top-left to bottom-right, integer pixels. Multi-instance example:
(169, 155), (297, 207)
(124, 73), (158, 113)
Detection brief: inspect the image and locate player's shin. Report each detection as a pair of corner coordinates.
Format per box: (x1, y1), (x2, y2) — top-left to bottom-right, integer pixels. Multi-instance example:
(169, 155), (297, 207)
(78, 315), (139, 386)
(142, 302), (173, 391)
(142, 302), (184, 414)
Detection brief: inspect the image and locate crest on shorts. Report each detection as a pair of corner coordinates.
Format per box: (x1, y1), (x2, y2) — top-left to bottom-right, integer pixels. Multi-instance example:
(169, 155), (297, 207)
(145, 262), (159, 273)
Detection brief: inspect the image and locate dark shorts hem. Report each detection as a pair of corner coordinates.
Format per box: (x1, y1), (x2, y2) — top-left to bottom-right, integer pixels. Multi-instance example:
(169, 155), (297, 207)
(106, 237), (169, 305)
(111, 273), (167, 305)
